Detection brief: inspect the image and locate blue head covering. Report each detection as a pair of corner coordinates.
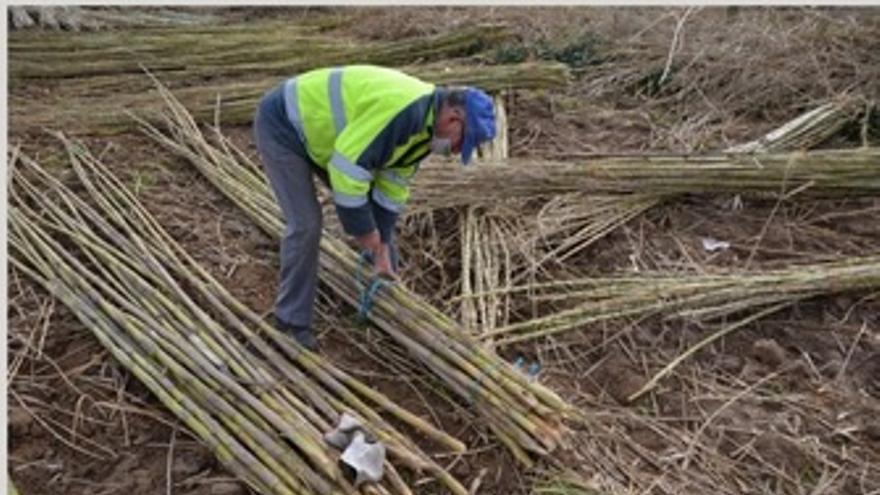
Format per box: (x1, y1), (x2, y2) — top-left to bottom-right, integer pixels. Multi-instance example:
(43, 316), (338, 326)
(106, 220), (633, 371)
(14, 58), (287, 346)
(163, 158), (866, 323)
(460, 88), (496, 165)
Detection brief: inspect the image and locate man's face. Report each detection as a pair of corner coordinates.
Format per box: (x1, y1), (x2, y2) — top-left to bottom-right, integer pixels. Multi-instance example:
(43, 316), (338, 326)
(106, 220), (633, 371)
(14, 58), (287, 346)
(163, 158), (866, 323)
(435, 106), (465, 154)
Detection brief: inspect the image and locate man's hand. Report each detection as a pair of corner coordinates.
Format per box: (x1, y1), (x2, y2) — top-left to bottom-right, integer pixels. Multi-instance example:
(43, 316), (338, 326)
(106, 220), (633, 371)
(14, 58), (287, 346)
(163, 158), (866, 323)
(355, 230), (382, 252)
(373, 243), (396, 280)
(354, 230), (397, 280)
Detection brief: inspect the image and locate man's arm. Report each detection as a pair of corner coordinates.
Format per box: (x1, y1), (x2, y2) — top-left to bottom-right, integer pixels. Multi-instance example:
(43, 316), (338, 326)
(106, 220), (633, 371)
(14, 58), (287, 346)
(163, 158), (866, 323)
(322, 156), (393, 276)
(329, 94), (433, 276)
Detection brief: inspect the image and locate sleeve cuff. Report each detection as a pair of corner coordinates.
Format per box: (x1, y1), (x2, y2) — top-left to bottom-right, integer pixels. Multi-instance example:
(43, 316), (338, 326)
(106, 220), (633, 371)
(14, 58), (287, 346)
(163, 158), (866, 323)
(335, 203), (376, 237)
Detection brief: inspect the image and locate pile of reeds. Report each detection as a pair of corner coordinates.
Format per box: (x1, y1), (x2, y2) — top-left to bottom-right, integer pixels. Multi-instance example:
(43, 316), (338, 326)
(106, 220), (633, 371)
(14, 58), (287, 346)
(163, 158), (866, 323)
(9, 22), (508, 81)
(10, 61), (569, 136)
(436, 194), (658, 335)
(138, 76), (575, 466)
(726, 96), (870, 153)
(477, 255), (880, 346)
(8, 6), (220, 31)
(9, 138), (472, 495)
(524, 98), (877, 266)
(400, 95), (876, 336)
(152, 61), (568, 129)
(457, 204), (518, 333)
(411, 147), (880, 208)
(402, 108), (880, 344)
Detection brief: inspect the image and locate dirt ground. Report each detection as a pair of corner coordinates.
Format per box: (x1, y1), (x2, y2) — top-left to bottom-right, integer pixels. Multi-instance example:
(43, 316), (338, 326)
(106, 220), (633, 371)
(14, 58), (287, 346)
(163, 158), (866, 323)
(7, 6), (880, 495)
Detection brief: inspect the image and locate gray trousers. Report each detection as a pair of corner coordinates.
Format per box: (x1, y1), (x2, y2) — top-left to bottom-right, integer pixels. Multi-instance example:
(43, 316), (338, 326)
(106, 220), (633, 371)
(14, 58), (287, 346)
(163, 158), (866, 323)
(253, 84), (321, 328)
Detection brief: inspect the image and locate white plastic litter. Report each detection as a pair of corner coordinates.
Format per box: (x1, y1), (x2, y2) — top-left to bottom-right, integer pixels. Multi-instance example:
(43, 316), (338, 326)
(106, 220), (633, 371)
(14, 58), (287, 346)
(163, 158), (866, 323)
(701, 238), (731, 252)
(324, 412), (386, 485)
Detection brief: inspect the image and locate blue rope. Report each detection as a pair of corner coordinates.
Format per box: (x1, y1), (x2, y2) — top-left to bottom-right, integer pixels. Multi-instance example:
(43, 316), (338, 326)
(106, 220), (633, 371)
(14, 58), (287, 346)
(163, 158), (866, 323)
(513, 354), (542, 379)
(359, 278), (387, 320)
(357, 251), (388, 320)
(527, 361), (542, 378)
(469, 355), (543, 404)
(357, 250), (371, 286)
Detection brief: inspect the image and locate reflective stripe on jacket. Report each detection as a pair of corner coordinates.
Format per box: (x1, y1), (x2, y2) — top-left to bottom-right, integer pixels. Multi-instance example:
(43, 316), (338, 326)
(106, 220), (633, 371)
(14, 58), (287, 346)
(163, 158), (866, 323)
(282, 65), (436, 236)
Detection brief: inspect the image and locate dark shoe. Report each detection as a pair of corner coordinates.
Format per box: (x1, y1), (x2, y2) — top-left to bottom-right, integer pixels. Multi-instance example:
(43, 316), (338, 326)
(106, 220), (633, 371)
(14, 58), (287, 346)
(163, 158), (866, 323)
(291, 326), (318, 352)
(275, 317), (318, 351)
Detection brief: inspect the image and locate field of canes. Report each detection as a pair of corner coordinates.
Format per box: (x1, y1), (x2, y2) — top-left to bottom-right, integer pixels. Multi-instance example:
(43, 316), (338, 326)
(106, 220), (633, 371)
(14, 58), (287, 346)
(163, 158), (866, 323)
(7, 6), (880, 495)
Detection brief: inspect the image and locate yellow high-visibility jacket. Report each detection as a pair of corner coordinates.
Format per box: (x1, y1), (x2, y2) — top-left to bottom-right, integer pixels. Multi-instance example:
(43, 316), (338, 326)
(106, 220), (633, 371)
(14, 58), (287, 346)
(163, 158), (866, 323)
(283, 65), (436, 237)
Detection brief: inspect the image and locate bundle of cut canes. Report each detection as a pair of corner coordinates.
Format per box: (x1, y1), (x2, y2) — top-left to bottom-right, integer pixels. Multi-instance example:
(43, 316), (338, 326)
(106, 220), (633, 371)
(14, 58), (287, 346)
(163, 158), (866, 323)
(9, 138), (472, 495)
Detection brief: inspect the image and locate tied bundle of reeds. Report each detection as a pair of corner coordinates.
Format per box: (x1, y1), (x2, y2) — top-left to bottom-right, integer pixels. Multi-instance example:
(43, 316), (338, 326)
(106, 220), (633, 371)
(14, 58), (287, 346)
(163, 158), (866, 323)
(8, 6), (219, 31)
(9, 61), (569, 136)
(145, 61), (569, 131)
(726, 96), (869, 153)
(9, 22), (509, 81)
(478, 256), (880, 346)
(138, 75), (575, 466)
(411, 147), (880, 207)
(9, 138), (471, 495)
